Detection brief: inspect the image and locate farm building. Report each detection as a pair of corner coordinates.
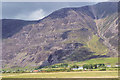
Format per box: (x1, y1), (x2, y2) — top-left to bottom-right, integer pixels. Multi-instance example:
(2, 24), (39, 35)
(72, 66), (83, 70)
(106, 65), (111, 67)
(33, 70), (39, 72)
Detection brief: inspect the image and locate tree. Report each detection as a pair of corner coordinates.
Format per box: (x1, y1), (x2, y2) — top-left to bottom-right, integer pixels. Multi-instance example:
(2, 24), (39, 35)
(83, 64), (89, 69)
(71, 65), (79, 68)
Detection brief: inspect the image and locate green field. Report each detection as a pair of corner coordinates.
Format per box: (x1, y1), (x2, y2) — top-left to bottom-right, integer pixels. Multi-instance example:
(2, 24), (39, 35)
(53, 57), (118, 67)
(73, 57), (118, 66)
(3, 57), (118, 72)
(2, 57), (119, 78)
(2, 71), (118, 78)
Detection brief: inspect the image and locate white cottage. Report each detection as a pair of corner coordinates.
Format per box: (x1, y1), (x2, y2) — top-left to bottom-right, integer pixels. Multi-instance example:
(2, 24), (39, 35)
(106, 65), (111, 67)
(72, 68), (78, 70)
(115, 65), (120, 67)
(78, 67), (83, 70)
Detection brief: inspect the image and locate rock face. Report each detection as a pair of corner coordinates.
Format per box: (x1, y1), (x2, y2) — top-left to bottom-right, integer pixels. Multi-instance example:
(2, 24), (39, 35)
(2, 2), (119, 68)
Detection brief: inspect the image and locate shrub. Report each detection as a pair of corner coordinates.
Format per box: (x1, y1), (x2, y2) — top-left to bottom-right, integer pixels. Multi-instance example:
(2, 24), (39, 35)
(99, 68), (106, 71)
(71, 65), (79, 68)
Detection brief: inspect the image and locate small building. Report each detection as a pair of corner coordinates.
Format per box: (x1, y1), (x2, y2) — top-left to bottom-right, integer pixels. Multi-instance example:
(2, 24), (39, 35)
(13, 71), (16, 73)
(68, 66), (70, 68)
(72, 67), (83, 70)
(84, 68), (87, 70)
(30, 70), (33, 73)
(6, 71), (10, 73)
(78, 67), (83, 70)
(97, 65), (99, 67)
(72, 68), (78, 70)
(33, 70), (39, 73)
(2, 71), (5, 73)
(115, 65), (120, 67)
(106, 65), (111, 67)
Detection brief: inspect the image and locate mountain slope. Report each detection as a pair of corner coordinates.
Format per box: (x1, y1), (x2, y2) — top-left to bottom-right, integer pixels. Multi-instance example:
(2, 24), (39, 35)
(2, 19), (37, 39)
(2, 2), (118, 68)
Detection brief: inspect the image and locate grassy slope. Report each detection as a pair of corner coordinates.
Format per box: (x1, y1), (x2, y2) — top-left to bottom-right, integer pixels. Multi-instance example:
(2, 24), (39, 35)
(74, 57), (118, 66)
(86, 35), (108, 55)
(54, 57), (118, 67)
(63, 34), (109, 55)
(62, 34), (110, 62)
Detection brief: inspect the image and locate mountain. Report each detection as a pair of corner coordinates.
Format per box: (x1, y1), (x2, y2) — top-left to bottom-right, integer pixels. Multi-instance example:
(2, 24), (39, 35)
(2, 2), (119, 69)
(2, 19), (38, 39)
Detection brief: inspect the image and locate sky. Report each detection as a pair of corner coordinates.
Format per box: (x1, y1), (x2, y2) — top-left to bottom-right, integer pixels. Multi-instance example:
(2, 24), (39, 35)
(2, 2), (97, 20)
(1, 0), (112, 20)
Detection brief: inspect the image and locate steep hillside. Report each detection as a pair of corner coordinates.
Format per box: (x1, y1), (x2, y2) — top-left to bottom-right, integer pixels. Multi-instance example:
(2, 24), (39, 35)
(95, 13), (118, 57)
(2, 19), (37, 39)
(2, 2), (118, 69)
(91, 2), (118, 19)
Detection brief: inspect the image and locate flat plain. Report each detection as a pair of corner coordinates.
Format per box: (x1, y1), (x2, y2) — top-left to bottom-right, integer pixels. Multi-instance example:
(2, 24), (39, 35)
(2, 71), (118, 78)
